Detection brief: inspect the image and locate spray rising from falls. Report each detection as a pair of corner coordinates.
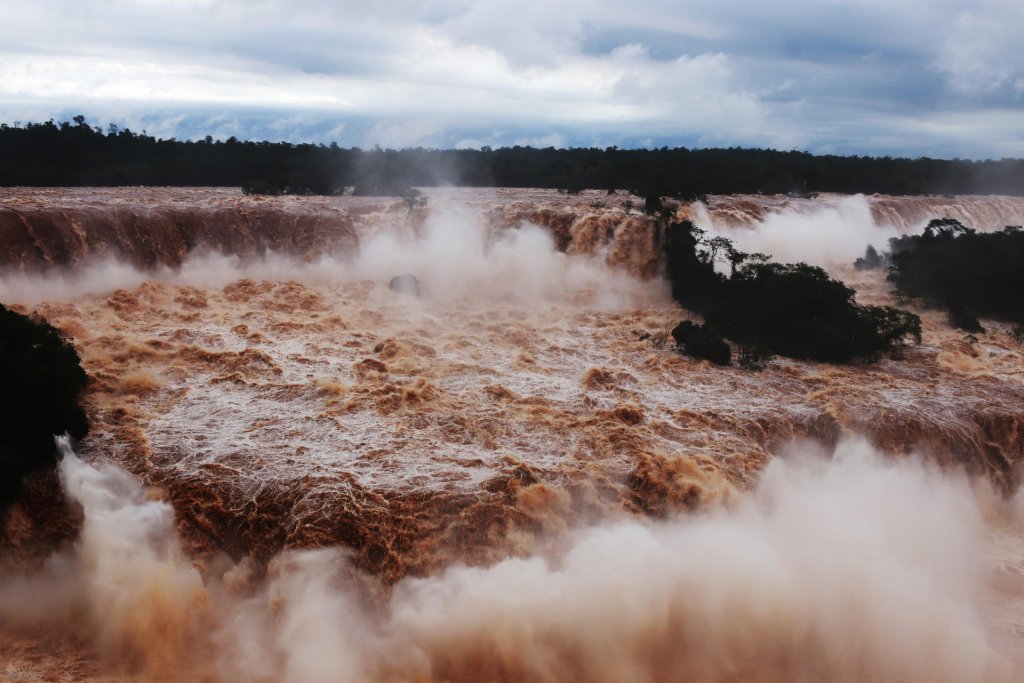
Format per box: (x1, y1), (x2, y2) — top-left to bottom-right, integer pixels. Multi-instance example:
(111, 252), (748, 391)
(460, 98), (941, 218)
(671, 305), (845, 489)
(57, 437), (207, 672)
(2, 439), (1021, 682)
(691, 194), (898, 266)
(0, 195), (657, 307)
(2, 188), (1024, 679)
(4, 189), (1024, 301)
(686, 193), (1024, 267)
(0, 438), (207, 678)
(0, 188), (1021, 572)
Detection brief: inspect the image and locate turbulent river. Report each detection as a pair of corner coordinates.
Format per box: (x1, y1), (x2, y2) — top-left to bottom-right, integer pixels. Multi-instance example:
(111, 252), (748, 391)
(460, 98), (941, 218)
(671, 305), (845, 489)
(1, 187), (1024, 682)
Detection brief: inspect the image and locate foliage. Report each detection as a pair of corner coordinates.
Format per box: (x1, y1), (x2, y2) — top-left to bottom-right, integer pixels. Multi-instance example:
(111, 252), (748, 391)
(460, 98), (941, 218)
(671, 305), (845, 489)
(735, 343), (774, 371)
(0, 305), (88, 508)
(888, 219), (1024, 328)
(854, 244), (885, 270)
(864, 305), (923, 350)
(946, 309), (985, 334)
(663, 220), (722, 314)
(643, 193), (664, 215)
(240, 180), (285, 196)
(401, 187), (427, 212)
(662, 219), (921, 365)
(3, 116), (1024, 196)
(670, 321), (731, 365)
(353, 182), (409, 196)
(708, 263), (908, 363)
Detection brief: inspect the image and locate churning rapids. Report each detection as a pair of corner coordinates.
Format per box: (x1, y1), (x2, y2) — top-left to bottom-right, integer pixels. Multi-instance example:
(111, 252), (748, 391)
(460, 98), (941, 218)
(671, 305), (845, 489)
(1, 187), (1024, 682)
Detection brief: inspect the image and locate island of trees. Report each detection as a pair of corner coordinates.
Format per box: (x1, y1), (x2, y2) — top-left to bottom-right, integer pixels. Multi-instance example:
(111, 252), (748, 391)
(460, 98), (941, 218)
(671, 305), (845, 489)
(883, 219), (1024, 334)
(664, 220), (922, 368)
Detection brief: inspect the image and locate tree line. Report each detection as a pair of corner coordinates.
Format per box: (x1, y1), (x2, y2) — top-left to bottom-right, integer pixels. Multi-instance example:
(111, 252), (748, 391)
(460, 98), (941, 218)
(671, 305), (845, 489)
(2, 116), (1023, 196)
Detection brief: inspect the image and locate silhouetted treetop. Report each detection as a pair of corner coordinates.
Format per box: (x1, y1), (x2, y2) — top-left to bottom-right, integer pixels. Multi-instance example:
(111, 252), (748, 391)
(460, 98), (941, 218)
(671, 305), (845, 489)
(888, 219), (1024, 330)
(1, 115), (1022, 196)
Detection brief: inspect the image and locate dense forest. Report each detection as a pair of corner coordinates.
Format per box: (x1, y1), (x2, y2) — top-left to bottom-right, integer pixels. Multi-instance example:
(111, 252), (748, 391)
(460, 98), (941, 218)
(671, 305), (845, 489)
(2, 116), (1023, 196)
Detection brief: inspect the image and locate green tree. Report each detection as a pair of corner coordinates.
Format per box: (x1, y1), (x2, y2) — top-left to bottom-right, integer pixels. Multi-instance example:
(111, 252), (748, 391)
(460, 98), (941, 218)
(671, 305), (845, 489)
(402, 187), (427, 213)
(663, 223), (921, 365)
(888, 220), (1024, 329)
(0, 305), (89, 508)
(671, 321), (731, 365)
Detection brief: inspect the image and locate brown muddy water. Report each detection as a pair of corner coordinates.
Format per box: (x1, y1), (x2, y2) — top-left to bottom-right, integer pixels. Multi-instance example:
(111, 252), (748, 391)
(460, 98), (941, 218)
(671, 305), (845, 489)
(1, 187), (1023, 682)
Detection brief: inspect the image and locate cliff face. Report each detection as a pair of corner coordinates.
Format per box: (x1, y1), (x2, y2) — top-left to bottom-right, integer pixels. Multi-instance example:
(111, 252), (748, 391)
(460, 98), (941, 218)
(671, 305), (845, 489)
(4, 187), (1024, 276)
(0, 188), (669, 279)
(684, 192), (1024, 231)
(0, 203), (360, 270)
(0, 187), (1021, 578)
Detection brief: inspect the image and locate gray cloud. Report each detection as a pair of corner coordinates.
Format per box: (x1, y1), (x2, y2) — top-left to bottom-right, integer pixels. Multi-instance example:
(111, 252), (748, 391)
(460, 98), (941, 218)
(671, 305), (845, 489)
(0, 0), (1021, 157)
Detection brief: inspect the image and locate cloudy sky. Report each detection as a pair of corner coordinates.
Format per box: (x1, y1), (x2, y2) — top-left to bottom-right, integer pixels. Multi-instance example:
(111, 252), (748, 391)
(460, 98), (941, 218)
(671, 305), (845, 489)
(1, 0), (1022, 157)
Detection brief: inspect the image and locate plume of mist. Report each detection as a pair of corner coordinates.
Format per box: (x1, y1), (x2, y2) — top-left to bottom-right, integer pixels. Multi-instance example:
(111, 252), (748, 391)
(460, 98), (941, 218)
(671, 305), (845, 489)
(0, 438), (206, 674)
(213, 550), (376, 683)
(373, 439), (1010, 683)
(694, 195), (901, 268)
(0, 259), (155, 307)
(0, 206), (656, 309)
(352, 204), (653, 307)
(4, 438), (1016, 682)
(59, 436), (206, 672)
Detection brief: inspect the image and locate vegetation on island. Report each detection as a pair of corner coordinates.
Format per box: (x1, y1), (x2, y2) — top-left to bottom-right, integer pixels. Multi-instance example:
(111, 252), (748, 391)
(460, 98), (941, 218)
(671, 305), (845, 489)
(664, 220), (922, 368)
(2, 115), (1023, 196)
(885, 219), (1024, 333)
(0, 305), (89, 508)
(670, 321), (732, 366)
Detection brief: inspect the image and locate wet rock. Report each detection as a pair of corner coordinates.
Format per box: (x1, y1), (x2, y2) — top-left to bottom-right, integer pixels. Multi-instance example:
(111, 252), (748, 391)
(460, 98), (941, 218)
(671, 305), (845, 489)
(388, 274), (421, 297)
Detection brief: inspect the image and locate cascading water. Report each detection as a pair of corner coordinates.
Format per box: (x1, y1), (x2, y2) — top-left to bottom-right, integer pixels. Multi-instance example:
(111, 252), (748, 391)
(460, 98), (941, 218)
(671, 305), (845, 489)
(1, 187), (1023, 680)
